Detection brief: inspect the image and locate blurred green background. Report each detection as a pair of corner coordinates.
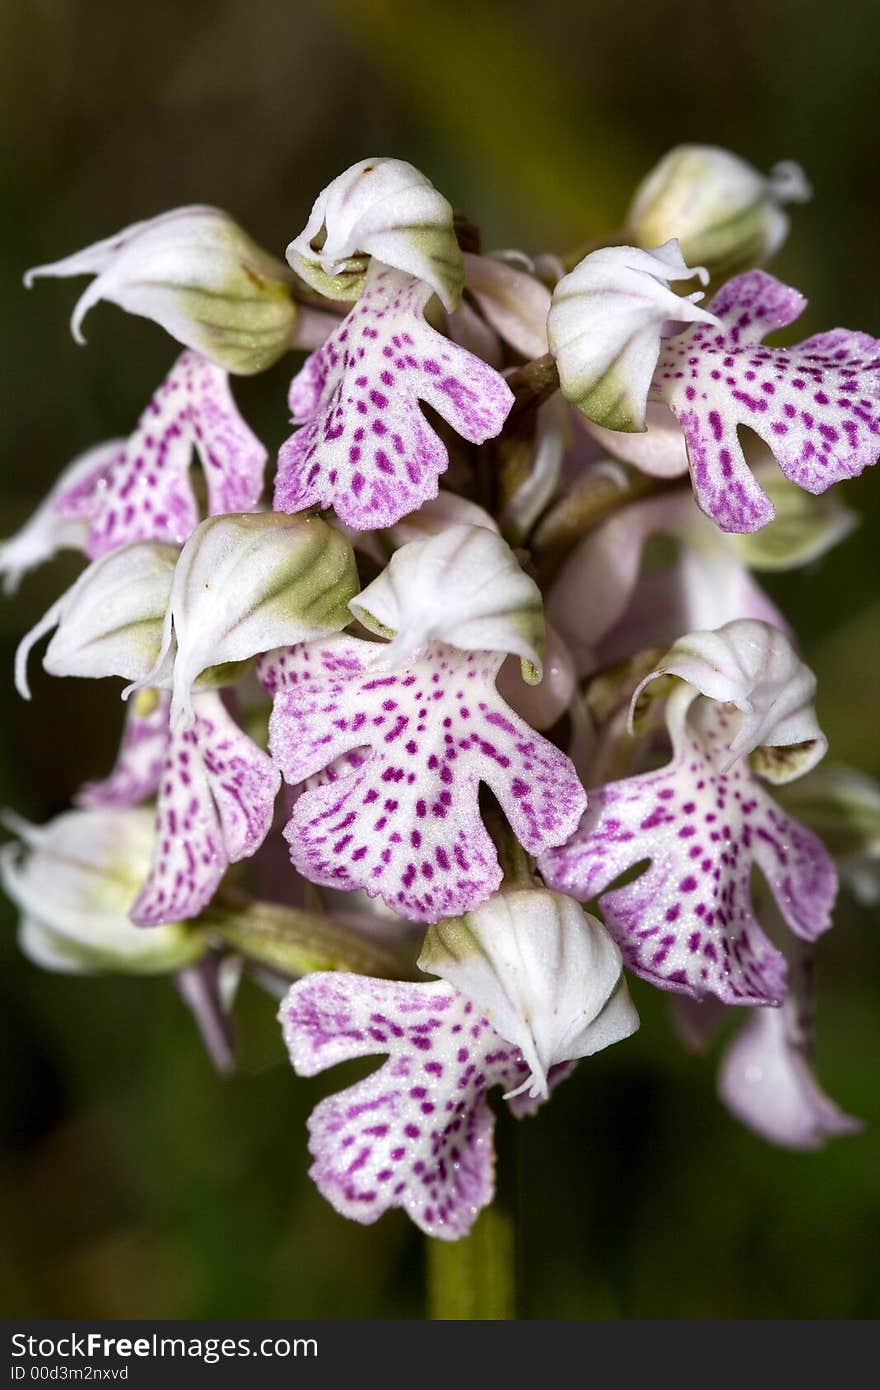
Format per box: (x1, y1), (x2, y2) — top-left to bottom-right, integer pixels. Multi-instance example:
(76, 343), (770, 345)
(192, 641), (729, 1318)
(1, 0), (878, 1319)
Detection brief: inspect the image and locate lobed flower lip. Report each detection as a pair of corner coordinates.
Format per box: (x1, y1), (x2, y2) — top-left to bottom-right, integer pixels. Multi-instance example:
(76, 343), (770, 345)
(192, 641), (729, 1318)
(650, 270), (880, 532)
(539, 661), (837, 1006)
(261, 633), (586, 923)
(279, 971), (571, 1239)
(76, 689), (171, 810)
(0, 441), (121, 595)
(286, 157), (464, 311)
(274, 263), (514, 531)
(53, 352), (267, 560)
(130, 690), (280, 927)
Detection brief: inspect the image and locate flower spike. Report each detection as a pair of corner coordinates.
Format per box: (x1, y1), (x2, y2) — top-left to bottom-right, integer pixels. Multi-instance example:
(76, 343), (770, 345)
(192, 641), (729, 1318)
(57, 352), (266, 559)
(274, 263), (514, 530)
(280, 972), (571, 1239)
(263, 635), (585, 923)
(539, 624), (836, 1005)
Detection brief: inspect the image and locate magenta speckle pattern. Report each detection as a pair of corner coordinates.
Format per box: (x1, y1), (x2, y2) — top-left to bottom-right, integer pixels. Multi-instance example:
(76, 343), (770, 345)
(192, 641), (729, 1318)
(260, 635), (586, 922)
(281, 973), (562, 1239)
(131, 692), (280, 926)
(652, 271), (880, 532)
(539, 702), (836, 1005)
(56, 352), (266, 558)
(76, 692), (170, 808)
(274, 266), (514, 529)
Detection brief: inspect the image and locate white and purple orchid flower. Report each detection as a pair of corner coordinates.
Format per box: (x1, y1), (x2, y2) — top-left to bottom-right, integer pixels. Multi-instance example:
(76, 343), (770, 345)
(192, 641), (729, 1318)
(280, 887), (636, 1238)
(260, 525), (586, 922)
(4, 148), (873, 1254)
(550, 246), (880, 533)
(540, 620), (836, 1005)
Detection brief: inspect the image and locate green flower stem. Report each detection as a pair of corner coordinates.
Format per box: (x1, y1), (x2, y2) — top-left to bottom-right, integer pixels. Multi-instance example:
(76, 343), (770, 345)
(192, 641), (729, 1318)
(426, 1104), (519, 1320)
(200, 894), (416, 980)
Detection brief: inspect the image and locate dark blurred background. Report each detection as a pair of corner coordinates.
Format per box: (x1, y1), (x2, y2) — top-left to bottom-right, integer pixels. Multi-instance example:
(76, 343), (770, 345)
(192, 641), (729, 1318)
(1, 0), (879, 1319)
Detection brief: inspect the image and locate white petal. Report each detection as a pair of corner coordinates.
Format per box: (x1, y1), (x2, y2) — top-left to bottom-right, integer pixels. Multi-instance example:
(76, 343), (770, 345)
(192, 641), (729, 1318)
(418, 887), (638, 1098)
(718, 1003), (860, 1150)
(2, 807), (204, 972)
(27, 206), (296, 374)
(632, 618), (827, 781)
(626, 145), (811, 279)
(462, 251), (551, 358)
(287, 157), (464, 310)
(15, 541), (177, 699)
(350, 523), (544, 680)
(146, 512), (359, 728)
(548, 240), (717, 431)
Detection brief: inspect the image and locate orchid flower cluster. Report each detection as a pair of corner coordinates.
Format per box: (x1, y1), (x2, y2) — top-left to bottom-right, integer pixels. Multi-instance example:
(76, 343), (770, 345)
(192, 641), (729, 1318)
(3, 148), (879, 1243)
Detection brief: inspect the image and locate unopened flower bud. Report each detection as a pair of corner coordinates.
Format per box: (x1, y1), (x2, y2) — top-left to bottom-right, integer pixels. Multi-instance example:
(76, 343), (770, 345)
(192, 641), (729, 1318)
(287, 158), (464, 310)
(26, 207), (298, 374)
(626, 145), (811, 281)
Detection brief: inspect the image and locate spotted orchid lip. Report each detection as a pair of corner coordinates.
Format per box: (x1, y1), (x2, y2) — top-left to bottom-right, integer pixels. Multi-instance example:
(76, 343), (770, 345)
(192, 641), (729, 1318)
(280, 972), (571, 1240)
(76, 689), (171, 810)
(56, 351), (266, 558)
(274, 262), (513, 530)
(540, 684), (837, 1006)
(261, 634), (586, 923)
(130, 690), (279, 927)
(652, 270), (880, 532)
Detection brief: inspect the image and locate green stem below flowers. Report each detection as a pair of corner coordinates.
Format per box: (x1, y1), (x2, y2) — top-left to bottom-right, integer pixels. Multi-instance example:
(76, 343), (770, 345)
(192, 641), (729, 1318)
(426, 1103), (520, 1320)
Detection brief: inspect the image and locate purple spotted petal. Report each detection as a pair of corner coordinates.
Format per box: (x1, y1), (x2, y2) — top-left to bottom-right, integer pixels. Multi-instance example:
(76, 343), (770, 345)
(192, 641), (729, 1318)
(261, 636), (586, 922)
(539, 695), (836, 1005)
(76, 692), (170, 808)
(132, 691), (280, 926)
(652, 271), (880, 532)
(274, 265), (514, 529)
(56, 351), (266, 557)
(281, 972), (555, 1239)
